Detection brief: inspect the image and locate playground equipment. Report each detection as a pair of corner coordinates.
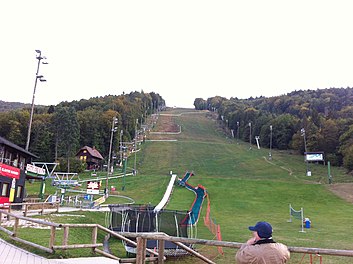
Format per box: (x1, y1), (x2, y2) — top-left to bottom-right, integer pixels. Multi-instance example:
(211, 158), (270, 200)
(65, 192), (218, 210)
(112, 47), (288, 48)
(178, 171), (223, 254)
(288, 204), (305, 232)
(154, 173), (177, 212)
(51, 172), (80, 187)
(108, 204), (196, 256)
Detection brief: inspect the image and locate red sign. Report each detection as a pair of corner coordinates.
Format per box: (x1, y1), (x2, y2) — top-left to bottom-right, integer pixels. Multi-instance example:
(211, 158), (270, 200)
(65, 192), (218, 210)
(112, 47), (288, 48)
(87, 181), (100, 194)
(0, 163), (20, 179)
(0, 197), (10, 208)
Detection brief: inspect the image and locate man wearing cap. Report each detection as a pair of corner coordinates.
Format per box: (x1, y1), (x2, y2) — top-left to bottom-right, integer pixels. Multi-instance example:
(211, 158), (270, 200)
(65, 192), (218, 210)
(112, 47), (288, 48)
(236, 221), (290, 263)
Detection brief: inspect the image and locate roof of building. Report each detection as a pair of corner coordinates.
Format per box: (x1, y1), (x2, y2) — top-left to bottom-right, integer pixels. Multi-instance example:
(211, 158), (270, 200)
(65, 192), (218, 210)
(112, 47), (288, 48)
(76, 146), (104, 160)
(0, 136), (38, 158)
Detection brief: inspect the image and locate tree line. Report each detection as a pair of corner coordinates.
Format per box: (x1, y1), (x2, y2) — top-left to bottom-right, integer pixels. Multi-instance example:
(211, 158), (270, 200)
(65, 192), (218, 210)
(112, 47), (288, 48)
(194, 87), (353, 172)
(0, 91), (165, 171)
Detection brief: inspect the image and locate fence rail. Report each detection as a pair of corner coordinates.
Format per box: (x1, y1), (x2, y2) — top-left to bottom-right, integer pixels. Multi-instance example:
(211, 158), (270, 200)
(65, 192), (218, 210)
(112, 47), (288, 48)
(1, 208), (353, 263)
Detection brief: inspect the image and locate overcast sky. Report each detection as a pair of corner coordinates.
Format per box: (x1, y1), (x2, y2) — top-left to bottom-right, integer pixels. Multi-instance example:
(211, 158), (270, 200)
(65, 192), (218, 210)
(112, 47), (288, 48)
(1, 1), (352, 108)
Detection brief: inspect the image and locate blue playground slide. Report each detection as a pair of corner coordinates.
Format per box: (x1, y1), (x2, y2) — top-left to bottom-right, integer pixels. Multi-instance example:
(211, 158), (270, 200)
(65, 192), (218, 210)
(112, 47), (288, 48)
(179, 172), (207, 225)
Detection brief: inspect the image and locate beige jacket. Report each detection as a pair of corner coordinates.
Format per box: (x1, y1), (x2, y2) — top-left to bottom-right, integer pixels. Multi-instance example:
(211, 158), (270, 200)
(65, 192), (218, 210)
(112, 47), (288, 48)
(236, 242), (290, 264)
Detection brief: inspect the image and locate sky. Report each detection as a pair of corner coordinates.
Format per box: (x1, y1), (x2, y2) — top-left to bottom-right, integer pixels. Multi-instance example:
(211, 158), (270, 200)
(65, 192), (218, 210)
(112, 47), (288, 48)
(1, 1), (353, 108)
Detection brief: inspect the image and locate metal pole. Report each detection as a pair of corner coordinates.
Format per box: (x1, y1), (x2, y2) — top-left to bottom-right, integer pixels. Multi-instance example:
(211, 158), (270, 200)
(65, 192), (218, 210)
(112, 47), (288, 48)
(301, 128), (310, 176)
(106, 117), (117, 196)
(269, 125), (273, 160)
(134, 118), (138, 175)
(237, 121), (239, 144)
(249, 122), (252, 149)
(119, 130), (123, 167)
(26, 51), (44, 151)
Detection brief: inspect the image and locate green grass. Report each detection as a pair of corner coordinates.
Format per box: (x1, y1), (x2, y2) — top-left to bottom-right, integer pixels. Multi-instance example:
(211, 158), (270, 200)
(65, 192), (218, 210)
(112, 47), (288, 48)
(6, 108), (353, 263)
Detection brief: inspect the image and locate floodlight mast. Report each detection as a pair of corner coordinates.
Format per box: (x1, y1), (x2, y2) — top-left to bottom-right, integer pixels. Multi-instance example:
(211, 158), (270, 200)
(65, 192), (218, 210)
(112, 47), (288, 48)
(25, 50), (48, 151)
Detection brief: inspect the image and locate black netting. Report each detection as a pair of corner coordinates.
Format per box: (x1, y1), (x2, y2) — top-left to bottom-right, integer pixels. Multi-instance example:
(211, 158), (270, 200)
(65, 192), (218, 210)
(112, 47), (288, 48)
(108, 204), (194, 253)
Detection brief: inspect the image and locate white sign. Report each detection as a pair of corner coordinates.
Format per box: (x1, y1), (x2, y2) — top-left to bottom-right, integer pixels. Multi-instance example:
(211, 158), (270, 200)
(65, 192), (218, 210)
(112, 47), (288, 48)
(26, 164), (46, 175)
(305, 153), (324, 162)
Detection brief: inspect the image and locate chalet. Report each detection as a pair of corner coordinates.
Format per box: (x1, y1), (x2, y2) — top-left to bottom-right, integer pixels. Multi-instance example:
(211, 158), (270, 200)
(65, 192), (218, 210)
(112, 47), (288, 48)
(0, 136), (38, 206)
(76, 146), (104, 170)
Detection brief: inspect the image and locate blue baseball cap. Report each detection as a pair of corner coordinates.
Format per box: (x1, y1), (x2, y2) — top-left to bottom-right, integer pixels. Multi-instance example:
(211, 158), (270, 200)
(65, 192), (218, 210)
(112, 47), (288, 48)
(249, 221), (273, 238)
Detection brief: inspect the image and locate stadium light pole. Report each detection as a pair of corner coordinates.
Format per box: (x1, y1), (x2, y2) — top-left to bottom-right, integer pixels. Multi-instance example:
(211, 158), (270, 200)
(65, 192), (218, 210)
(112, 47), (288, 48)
(25, 50), (48, 151)
(105, 116), (118, 197)
(269, 125), (273, 160)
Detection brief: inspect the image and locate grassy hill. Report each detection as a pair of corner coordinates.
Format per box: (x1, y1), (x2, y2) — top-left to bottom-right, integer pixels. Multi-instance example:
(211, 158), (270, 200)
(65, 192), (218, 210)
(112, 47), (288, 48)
(129, 108), (353, 263)
(8, 108), (353, 263)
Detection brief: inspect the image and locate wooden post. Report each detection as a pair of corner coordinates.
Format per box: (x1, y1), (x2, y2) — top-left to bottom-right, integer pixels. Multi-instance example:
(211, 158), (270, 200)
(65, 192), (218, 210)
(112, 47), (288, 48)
(92, 226), (98, 254)
(41, 203), (44, 215)
(7, 206), (11, 220)
(24, 204), (29, 217)
(136, 237), (147, 264)
(13, 217), (19, 237)
(56, 202), (60, 212)
(158, 240), (165, 264)
(49, 226), (56, 250)
(63, 226), (69, 250)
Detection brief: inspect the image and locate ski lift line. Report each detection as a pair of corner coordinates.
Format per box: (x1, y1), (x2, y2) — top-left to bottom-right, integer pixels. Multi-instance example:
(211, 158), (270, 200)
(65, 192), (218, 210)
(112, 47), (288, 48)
(77, 173), (134, 183)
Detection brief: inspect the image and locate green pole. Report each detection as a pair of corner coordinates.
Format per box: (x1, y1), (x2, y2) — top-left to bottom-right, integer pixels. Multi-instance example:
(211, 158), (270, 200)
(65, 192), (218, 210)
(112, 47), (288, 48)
(328, 161), (332, 184)
(39, 177), (46, 200)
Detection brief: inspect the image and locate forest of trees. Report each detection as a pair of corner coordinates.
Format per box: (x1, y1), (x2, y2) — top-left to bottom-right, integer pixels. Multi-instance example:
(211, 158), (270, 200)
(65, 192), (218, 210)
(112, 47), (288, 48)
(0, 91), (165, 171)
(194, 88), (353, 172)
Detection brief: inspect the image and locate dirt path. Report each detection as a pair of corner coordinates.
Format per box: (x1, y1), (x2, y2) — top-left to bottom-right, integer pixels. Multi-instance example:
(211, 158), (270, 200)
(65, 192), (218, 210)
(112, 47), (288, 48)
(328, 183), (353, 203)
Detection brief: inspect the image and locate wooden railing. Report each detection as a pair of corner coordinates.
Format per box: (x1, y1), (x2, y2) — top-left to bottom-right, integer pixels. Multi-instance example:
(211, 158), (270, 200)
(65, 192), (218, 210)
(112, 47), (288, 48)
(1, 201), (60, 219)
(1, 209), (353, 263)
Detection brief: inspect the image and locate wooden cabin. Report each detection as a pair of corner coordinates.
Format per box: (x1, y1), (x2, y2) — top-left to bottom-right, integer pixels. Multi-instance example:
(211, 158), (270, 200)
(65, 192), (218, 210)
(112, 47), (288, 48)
(0, 136), (37, 207)
(76, 146), (104, 170)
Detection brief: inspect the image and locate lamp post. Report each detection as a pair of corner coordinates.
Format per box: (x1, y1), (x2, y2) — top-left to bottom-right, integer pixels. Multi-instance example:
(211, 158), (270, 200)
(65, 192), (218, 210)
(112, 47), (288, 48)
(25, 50), (48, 151)
(237, 121), (240, 144)
(119, 129), (123, 167)
(269, 125), (273, 160)
(134, 118), (138, 175)
(105, 116), (118, 196)
(301, 128), (310, 176)
(249, 122), (252, 149)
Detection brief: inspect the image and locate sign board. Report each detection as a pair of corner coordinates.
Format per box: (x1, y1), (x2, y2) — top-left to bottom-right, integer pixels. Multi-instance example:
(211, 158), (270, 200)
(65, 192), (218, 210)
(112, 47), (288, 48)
(26, 164), (46, 176)
(87, 181), (101, 194)
(0, 163), (20, 179)
(305, 152), (324, 162)
(92, 195), (106, 208)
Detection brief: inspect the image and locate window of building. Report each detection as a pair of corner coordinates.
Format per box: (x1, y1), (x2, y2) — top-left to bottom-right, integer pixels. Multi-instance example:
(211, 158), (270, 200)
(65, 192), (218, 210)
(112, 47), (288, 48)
(16, 186), (22, 198)
(1, 183), (9, 196)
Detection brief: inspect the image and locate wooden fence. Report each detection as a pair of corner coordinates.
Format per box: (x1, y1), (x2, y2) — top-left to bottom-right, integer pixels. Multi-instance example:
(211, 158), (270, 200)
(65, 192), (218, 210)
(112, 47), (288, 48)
(1, 208), (353, 263)
(1, 201), (60, 219)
